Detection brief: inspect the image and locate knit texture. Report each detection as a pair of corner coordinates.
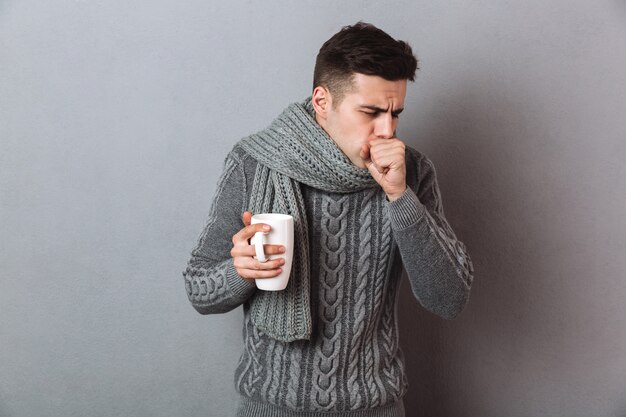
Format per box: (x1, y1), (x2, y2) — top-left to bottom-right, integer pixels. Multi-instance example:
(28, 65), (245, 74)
(236, 395), (405, 416)
(182, 97), (475, 415)
(238, 96), (378, 342)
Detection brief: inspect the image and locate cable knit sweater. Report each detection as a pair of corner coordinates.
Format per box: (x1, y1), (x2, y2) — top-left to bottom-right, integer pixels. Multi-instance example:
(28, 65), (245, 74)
(183, 140), (474, 416)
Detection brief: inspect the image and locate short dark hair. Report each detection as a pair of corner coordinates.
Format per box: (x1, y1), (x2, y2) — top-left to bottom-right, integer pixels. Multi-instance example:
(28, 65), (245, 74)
(313, 21), (419, 106)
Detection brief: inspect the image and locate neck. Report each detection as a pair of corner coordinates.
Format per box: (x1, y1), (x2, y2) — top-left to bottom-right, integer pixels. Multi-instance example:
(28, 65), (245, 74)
(313, 111), (326, 132)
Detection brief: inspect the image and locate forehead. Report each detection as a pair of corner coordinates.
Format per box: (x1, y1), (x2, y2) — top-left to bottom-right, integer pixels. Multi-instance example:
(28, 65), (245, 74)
(345, 73), (407, 106)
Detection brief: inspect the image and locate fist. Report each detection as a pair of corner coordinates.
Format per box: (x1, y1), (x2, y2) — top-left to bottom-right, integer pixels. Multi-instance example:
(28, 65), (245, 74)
(360, 138), (407, 201)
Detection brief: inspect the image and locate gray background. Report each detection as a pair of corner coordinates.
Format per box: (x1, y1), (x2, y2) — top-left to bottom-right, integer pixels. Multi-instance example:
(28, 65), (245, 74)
(1, 1), (625, 416)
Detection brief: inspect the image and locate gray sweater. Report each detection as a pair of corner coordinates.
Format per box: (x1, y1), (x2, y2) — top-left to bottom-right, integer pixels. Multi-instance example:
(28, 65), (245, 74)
(183, 144), (474, 416)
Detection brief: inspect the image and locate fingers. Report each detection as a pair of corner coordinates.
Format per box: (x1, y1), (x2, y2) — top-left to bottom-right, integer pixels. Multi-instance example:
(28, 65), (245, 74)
(235, 256), (285, 271)
(361, 143), (385, 174)
(368, 138), (405, 156)
(234, 257), (285, 279)
(361, 145), (386, 175)
(366, 157), (388, 174)
(232, 214), (286, 279)
(231, 244), (285, 258)
(365, 139), (405, 172)
(239, 267), (283, 280)
(232, 222), (270, 244)
(231, 243), (285, 278)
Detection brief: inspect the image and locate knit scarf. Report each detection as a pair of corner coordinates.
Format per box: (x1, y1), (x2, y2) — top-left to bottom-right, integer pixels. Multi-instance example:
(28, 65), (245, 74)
(237, 96), (378, 342)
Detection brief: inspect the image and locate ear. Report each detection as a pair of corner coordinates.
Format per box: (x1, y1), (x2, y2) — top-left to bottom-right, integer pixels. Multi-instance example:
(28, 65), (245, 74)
(312, 86), (332, 120)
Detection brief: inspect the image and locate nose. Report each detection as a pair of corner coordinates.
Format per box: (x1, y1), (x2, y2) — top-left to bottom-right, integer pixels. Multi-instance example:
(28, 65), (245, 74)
(375, 113), (395, 139)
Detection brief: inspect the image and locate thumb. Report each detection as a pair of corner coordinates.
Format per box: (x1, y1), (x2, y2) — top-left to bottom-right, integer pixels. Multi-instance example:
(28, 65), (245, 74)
(360, 145), (384, 182)
(242, 211), (252, 226)
(367, 162), (384, 182)
(362, 157), (384, 182)
(360, 145), (375, 171)
(359, 144), (370, 161)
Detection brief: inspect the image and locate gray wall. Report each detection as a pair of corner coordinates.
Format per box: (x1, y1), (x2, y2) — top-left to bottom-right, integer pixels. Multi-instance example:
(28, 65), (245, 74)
(1, 1), (625, 416)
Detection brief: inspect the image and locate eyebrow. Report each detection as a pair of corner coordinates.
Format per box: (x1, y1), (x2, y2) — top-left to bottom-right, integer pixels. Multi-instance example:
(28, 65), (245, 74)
(359, 105), (404, 116)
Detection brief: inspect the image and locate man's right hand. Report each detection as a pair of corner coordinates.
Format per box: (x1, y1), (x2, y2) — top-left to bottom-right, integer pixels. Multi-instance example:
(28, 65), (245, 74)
(231, 211), (286, 282)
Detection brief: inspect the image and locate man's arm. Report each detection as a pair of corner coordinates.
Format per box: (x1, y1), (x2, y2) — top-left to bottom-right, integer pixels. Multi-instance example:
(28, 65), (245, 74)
(387, 155), (474, 319)
(182, 150), (257, 314)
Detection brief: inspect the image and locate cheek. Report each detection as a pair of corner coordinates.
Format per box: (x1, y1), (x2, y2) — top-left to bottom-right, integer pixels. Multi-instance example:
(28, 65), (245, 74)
(335, 115), (373, 153)
(349, 122), (371, 147)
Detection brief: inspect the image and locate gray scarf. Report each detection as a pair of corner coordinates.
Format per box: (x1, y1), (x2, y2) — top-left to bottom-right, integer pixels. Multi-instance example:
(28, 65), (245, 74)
(238, 96), (377, 342)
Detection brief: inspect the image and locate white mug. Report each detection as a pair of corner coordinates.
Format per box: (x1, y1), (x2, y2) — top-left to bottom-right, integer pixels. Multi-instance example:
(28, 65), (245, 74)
(250, 213), (294, 291)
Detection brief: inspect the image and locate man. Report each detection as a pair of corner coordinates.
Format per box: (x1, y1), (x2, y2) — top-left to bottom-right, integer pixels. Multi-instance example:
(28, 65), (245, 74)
(183, 21), (474, 417)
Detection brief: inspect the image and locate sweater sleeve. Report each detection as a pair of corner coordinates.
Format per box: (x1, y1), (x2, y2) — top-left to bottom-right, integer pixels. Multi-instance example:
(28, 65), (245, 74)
(386, 155), (474, 319)
(182, 149), (257, 315)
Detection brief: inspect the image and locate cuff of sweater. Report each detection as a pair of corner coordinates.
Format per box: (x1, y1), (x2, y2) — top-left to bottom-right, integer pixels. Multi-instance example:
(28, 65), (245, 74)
(387, 187), (426, 230)
(225, 260), (257, 297)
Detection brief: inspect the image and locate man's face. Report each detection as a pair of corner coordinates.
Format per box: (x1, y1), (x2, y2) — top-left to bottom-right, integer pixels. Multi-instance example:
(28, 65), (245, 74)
(313, 73), (407, 168)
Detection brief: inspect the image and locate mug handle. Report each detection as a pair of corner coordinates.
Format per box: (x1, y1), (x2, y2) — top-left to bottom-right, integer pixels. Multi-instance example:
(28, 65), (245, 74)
(252, 231), (268, 263)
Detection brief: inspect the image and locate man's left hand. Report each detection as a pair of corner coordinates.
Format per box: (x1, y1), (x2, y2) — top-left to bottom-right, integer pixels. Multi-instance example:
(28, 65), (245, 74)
(360, 138), (407, 201)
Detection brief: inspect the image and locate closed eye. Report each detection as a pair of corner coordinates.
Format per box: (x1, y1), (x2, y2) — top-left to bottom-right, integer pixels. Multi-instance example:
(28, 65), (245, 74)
(360, 105), (404, 119)
(363, 111), (400, 119)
